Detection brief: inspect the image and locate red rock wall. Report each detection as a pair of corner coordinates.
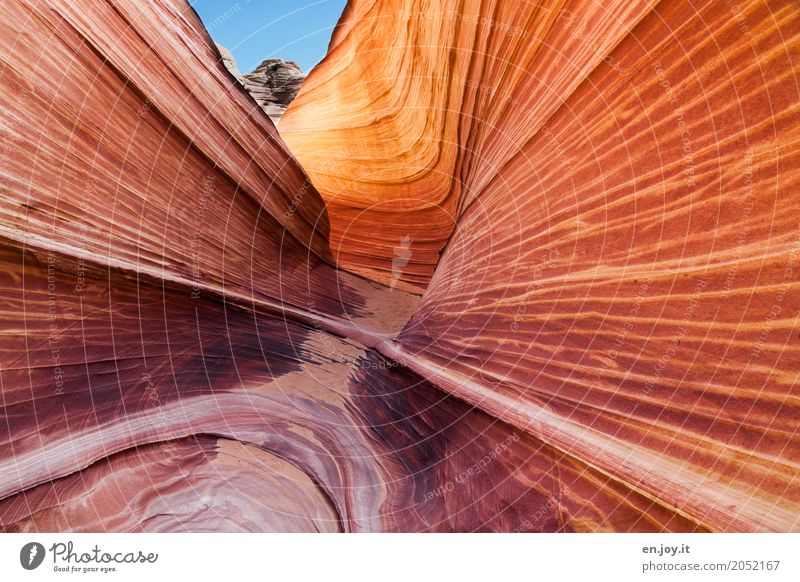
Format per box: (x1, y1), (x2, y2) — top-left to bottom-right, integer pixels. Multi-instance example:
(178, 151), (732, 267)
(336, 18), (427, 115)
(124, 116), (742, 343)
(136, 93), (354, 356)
(0, 0), (798, 532)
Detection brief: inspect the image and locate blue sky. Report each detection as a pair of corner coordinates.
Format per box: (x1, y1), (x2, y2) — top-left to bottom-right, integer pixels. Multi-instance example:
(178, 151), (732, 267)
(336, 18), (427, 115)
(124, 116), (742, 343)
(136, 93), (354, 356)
(191, 0), (347, 74)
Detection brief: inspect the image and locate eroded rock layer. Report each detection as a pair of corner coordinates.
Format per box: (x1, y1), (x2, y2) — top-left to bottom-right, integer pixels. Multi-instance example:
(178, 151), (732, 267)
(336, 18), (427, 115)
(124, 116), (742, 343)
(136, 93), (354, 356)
(217, 45), (306, 125)
(0, 0), (798, 532)
(284, 0), (800, 531)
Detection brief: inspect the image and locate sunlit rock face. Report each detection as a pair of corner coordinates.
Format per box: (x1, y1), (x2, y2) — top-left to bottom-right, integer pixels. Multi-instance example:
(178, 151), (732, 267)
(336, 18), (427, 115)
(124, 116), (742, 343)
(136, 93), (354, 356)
(242, 59), (305, 124)
(0, 0), (798, 532)
(216, 43), (245, 84)
(284, 0), (800, 531)
(218, 46), (306, 125)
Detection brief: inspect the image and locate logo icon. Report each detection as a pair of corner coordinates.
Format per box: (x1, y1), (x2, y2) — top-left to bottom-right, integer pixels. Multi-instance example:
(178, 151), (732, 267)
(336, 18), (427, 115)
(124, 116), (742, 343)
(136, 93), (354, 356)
(20, 542), (46, 570)
(389, 235), (413, 291)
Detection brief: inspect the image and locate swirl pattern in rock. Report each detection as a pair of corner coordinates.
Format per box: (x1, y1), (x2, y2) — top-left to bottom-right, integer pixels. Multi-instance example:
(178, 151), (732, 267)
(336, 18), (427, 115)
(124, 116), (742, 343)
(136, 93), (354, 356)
(0, 0), (798, 532)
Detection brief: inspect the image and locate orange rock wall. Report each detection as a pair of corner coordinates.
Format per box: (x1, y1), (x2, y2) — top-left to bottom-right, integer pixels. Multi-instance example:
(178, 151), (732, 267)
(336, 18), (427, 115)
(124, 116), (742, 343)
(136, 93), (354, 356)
(0, 0), (798, 532)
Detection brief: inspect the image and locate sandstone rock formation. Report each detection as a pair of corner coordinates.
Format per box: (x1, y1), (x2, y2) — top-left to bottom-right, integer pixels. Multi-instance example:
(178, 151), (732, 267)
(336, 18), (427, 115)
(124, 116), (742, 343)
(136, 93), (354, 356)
(217, 43), (305, 124)
(242, 58), (305, 124)
(0, 0), (798, 532)
(216, 43), (245, 84)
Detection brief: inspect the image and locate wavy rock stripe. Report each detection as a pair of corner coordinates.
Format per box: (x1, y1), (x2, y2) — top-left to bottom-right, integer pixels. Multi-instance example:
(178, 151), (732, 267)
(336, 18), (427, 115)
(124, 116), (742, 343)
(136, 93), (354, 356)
(0, 0), (398, 531)
(0, 0), (798, 533)
(281, 0), (658, 291)
(285, 0), (800, 530)
(390, 0), (800, 531)
(0, 0), (332, 307)
(0, 235), (688, 531)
